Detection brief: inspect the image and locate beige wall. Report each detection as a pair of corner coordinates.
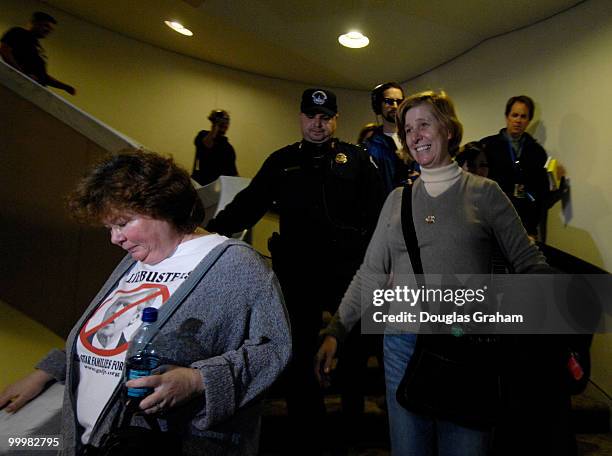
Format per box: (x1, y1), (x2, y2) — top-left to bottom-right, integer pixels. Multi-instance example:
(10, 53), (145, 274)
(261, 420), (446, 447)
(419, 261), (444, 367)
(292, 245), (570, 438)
(402, 0), (611, 393)
(0, 83), (128, 338)
(1, 0), (372, 174)
(0, 0), (372, 253)
(404, 0), (612, 272)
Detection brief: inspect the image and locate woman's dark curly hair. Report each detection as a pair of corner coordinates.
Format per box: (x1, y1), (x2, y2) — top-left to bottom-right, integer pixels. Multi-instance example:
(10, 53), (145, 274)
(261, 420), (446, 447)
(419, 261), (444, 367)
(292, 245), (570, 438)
(68, 150), (204, 233)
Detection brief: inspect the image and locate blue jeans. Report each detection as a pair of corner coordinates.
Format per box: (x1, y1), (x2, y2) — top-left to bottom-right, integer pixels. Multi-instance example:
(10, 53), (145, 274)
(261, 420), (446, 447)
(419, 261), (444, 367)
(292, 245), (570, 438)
(383, 333), (490, 456)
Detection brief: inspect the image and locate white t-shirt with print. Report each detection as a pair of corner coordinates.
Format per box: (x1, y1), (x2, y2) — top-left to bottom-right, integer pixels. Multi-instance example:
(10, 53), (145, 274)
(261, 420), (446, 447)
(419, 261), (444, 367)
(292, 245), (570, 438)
(75, 234), (227, 444)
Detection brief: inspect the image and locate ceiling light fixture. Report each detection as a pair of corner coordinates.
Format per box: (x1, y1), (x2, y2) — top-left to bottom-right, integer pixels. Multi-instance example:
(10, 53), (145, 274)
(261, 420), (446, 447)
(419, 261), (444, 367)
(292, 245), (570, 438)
(338, 31), (369, 49)
(164, 20), (193, 36)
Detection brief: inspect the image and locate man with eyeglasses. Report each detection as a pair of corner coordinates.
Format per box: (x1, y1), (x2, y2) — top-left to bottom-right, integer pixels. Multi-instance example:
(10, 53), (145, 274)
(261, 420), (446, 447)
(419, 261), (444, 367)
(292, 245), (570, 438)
(365, 82), (419, 194)
(207, 88), (384, 453)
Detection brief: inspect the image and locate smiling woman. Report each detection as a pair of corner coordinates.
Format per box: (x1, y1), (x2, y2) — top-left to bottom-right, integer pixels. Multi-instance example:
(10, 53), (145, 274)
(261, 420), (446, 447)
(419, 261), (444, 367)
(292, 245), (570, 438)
(316, 91), (566, 455)
(396, 90), (462, 170)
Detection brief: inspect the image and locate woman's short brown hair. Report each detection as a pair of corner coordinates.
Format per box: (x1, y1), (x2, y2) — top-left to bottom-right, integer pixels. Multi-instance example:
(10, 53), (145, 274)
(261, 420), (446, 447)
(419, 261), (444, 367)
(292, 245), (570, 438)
(396, 90), (463, 157)
(68, 150), (204, 233)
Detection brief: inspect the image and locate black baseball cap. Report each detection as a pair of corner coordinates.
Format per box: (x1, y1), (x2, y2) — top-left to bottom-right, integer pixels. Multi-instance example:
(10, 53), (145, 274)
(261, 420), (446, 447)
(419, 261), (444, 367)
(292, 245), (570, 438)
(301, 88), (337, 116)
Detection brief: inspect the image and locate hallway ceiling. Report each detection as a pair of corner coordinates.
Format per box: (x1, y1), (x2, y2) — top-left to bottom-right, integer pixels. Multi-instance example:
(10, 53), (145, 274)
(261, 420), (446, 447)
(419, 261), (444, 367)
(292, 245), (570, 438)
(46, 0), (584, 90)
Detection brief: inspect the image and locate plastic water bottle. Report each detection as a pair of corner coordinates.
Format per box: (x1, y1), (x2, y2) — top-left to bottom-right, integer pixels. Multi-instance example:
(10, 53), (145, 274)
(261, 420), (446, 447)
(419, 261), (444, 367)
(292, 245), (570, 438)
(125, 307), (161, 398)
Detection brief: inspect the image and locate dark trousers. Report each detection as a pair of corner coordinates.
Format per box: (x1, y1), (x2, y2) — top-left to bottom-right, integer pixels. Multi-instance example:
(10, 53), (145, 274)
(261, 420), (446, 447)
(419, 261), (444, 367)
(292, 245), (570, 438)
(493, 335), (577, 455)
(275, 262), (368, 452)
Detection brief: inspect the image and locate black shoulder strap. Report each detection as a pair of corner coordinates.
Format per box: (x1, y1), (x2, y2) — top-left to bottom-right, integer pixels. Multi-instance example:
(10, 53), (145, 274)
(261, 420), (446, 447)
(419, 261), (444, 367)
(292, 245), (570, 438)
(141, 239), (238, 345)
(401, 184), (424, 278)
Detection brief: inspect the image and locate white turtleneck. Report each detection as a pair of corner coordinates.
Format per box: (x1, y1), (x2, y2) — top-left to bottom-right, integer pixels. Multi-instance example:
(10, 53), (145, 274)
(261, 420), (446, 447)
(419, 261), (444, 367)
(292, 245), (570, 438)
(419, 162), (462, 197)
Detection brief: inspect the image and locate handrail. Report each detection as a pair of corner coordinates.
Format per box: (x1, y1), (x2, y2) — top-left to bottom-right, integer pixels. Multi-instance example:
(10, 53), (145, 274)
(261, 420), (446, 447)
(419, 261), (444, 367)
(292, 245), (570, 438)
(0, 58), (141, 153)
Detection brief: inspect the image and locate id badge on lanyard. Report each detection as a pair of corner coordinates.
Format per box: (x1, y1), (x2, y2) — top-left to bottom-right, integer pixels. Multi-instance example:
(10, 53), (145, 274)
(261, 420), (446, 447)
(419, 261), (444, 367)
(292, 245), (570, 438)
(508, 140), (526, 199)
(513, 183), (526, 199)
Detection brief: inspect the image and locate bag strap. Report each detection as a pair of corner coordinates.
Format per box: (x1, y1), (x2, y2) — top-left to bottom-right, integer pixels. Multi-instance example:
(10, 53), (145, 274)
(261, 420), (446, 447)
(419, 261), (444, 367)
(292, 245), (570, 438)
(400, 184), (431, 344)
(111, 239), (241, 433)
(401, 184), (424, 281)
(139, 239), (237, 346)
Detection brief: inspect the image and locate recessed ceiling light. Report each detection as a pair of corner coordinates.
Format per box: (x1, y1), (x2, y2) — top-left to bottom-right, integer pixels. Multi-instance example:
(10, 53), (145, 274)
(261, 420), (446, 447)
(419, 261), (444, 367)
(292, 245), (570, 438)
(164, 20), (193, 36)
(338, 31), (369, 49)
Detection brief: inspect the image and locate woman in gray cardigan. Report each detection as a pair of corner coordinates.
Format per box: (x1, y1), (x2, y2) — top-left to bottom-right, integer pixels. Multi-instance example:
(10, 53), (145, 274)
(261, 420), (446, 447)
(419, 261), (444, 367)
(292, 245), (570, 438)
(0, 151), (291, 455)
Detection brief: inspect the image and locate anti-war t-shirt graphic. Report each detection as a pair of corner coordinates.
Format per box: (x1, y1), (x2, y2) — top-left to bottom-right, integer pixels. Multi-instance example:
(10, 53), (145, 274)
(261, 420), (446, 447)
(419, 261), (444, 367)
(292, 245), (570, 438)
(79, 285), (169, 356)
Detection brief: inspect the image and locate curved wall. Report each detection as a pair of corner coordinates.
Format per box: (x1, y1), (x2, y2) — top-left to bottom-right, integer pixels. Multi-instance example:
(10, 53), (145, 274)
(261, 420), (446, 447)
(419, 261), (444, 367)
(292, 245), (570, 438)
(403, 0), (612, 393)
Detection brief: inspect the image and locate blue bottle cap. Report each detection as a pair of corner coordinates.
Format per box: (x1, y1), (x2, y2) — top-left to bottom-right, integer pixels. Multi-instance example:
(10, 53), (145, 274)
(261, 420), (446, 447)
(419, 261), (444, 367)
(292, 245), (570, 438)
(141, 307), (158, 323)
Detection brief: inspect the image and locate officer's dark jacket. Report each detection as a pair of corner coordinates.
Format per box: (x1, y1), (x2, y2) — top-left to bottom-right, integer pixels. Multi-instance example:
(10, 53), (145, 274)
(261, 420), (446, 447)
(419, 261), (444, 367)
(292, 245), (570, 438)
(207, 139), (384, 265)
(480, 129), (549, 235)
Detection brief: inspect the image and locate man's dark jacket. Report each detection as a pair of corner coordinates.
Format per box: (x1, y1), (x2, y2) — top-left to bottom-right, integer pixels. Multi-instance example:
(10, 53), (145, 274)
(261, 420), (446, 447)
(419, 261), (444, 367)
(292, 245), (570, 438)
(480, 129), (549, 236)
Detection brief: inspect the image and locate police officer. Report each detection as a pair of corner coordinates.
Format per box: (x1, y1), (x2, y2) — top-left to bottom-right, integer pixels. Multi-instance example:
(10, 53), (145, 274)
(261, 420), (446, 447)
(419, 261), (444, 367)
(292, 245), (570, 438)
(207, 88), (384, 451)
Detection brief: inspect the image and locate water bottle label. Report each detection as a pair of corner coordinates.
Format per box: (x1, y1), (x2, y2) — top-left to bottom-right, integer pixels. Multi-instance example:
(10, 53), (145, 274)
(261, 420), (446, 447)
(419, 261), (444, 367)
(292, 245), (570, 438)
(125, 355), (160, 397)
(127, 368), (152, 397)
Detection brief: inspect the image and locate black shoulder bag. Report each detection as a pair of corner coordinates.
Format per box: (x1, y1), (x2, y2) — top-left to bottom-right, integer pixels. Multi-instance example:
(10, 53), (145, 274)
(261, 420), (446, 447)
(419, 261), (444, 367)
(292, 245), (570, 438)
(395, 184), (502, 430)
(85, 406), (181, 456)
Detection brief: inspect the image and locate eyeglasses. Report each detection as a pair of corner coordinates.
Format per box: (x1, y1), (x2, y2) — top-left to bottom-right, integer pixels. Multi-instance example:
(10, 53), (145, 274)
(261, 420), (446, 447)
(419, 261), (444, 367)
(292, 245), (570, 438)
(383, 98), (403, 106)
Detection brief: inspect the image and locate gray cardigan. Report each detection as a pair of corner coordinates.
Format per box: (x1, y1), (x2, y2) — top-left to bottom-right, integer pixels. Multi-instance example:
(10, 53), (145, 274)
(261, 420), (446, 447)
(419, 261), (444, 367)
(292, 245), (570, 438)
(37, 239), (291, 455)
(324, 171), (548, 340)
